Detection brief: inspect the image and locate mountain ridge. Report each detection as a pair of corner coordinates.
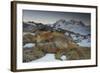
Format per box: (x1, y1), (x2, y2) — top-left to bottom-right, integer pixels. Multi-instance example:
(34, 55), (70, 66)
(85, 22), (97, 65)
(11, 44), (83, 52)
(23, 19), (90, 36)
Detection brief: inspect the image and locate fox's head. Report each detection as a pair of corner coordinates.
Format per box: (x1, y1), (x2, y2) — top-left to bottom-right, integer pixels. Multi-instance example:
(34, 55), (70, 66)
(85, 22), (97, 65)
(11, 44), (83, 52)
(35, 31), (53, 43)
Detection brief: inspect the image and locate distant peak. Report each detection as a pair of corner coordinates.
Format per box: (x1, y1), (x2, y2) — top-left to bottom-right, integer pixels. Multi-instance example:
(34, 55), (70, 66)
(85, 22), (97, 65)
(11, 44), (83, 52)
(28, 21), (35, 23)
(53, 19), (68, 27)
(56, 19), (66, 23)
(70, 19), (85, 26)
(70, 19), (80, 23)
(54, 19), (68, 25)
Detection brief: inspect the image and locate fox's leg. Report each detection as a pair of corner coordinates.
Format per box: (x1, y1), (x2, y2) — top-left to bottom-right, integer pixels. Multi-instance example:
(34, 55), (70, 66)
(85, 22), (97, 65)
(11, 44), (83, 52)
(55, 50), (65, 61)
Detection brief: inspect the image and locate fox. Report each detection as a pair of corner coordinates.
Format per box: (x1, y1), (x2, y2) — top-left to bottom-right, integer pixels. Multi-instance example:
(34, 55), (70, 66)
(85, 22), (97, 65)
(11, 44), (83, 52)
(35, 31), (90, 60)
(23, 31), (90, 62)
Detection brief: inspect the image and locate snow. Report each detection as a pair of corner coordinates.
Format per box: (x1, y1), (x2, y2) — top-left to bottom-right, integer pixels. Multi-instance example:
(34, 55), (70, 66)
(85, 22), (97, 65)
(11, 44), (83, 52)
(61, 55), (67, 60)
(23, 32), (35, 36)
(29, 54), (61, 63)
(77, 39), (91, 47)
(65, 33), (91, 47)
(53, 19), (90, 35)
(23, 43), (35, 48)
(27, 22), (36, 26)
(58, 24), (89, 35)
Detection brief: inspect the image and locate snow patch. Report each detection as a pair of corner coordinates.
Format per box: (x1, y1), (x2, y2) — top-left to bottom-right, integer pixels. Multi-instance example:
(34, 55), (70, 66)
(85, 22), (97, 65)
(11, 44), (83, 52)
(23, 32), (35, 36)
(30, 54), (61, 63)
(23, 43), (35, 48)
(61, 55), (66, 60)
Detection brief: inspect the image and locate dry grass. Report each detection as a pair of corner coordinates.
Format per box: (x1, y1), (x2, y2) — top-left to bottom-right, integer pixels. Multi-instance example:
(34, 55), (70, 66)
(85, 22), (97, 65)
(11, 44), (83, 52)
(23, 47), (45, 62)
(66, 47), (91, 60)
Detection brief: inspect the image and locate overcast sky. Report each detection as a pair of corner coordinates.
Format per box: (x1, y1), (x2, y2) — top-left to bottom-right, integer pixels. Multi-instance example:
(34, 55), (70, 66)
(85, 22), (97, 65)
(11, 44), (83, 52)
(23, 10), (91, 25)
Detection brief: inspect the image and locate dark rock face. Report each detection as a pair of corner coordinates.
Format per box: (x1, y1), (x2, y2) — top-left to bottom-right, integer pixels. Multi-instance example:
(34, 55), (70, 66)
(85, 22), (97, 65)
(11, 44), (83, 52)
(23, 22), (35, 32)
(23, 22), (53, 33)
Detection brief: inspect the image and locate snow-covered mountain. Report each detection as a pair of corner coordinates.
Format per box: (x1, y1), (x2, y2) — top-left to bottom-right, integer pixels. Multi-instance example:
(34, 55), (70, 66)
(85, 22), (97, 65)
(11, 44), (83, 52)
(23, 19), (90, 35)
(52, 19), (90, 35)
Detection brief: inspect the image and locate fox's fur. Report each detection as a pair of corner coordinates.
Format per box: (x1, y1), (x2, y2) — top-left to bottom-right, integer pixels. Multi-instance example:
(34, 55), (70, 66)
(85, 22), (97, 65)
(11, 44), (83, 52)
(35, 31), (79, 51)
(23, 31), (90, 62)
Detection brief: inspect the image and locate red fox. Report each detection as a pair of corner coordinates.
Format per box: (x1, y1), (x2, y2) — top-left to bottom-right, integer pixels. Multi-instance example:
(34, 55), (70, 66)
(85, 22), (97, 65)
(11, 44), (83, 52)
(35, 31), (90, 60)
(23, 31), (90, 62)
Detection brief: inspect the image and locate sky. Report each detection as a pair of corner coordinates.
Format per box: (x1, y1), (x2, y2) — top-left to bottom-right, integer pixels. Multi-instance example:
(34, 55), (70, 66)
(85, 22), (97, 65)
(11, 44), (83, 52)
(23, 10), (91, 25)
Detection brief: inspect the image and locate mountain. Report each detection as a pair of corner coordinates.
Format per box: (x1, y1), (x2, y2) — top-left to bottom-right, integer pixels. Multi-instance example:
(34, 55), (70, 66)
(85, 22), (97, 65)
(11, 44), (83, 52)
(23, 19), (90, 37)
(23, 21), (54, 32)
(23, 22), (37, 32)
(52, 19), (90, 35)
(23, 19), (91, 47)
